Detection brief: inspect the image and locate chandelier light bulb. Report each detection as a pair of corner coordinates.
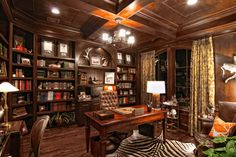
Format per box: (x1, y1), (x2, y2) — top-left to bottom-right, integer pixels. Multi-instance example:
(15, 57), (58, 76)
(102, 33), (109, 41)
(187, 0), (198, 5)
(51, 7), (60, 14)
(126, 31), (131, 35)
(127, 36), (135, 44)
(118, 29), (126, 38)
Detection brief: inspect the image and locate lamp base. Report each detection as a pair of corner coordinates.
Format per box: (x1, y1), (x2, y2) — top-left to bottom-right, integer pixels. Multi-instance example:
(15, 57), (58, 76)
(1, 122), (11, 128)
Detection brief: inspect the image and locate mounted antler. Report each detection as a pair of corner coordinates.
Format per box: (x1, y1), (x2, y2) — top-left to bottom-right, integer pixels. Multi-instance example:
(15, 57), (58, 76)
(83, 47), (93, 61)
(221, 63), (236, 83)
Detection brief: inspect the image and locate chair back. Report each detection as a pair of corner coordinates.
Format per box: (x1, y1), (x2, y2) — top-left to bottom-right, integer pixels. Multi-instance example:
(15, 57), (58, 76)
(218, 101), (236, 122)
(29, 115), (49, 157)
(100, 91), (118, 110)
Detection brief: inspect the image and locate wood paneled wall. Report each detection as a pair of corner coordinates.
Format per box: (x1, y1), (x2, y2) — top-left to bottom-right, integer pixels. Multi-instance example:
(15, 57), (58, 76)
(214, 33), (236, 104)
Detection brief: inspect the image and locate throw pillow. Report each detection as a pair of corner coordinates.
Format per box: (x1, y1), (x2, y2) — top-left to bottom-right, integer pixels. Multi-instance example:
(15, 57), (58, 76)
(209, 116), (236, 138)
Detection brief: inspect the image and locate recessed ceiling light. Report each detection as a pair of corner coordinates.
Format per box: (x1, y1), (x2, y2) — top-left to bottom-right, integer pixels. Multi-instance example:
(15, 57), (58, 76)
(51, 7), (60, 14)
(187, 0), (198, 5)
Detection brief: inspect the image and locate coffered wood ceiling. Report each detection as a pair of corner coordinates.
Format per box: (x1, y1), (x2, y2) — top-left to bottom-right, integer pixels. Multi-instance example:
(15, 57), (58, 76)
(9, 0), (236, 49)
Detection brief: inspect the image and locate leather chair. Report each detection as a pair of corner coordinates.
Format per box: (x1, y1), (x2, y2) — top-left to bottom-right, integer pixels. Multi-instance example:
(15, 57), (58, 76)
(29, 115), (49, 157)
(100, 91), (119, 110)
(194, 101), (236, 148)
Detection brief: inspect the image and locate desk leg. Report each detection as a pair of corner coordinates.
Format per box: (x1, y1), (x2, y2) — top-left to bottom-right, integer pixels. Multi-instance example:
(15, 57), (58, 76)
(85, 122), (90, 153)
(162, 113), (167, 143)
(100, 133), (107, 157)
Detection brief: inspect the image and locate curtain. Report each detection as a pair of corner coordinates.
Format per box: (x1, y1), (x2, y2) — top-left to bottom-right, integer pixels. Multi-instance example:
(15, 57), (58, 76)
(140, 51), (155, 104)
(190, 36), (215, 136)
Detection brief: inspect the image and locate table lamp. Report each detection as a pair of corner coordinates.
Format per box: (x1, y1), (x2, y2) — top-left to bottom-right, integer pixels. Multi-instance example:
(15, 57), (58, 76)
(147, 81), (166, 108)
(0, 82), (19, 127)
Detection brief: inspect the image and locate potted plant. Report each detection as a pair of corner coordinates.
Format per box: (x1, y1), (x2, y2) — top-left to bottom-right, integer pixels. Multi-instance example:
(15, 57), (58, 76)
(203, 136), (236, 157)
(49, 112), (74, 127)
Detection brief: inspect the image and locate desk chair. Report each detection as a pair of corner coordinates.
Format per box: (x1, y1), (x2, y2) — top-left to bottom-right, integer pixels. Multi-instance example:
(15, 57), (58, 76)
(100, 91), (119, 110)
(29, 115), (49, 157)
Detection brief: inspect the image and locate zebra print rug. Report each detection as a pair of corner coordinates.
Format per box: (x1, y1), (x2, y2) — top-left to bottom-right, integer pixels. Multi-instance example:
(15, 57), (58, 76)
(106, 133), (196, 157)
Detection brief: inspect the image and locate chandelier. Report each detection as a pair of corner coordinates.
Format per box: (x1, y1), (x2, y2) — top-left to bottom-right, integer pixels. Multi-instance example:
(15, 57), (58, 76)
(101, 17), (135, 46)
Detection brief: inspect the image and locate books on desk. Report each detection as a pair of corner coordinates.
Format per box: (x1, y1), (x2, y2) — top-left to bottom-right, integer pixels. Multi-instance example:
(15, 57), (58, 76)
(113, 107), (144, 116)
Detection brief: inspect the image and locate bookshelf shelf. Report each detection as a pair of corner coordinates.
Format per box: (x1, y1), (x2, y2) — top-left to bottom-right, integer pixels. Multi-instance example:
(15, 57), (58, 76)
(12, 49), (33, 56)
(0, 77), (8, 80)
(37, 78), (74, 81)
(37, 55), (75, 61)
(117, 80), (136, 82)
(12, 63), (33, 68)
(12, 102), (33, 108)
(117, 64), (136, 68)
(12, 90), (33, 93)
(78, 65), (116, 70)
(37, 109), (75, 115)
(37, 89), (74, 92)
(12, 77), (33, 80)
(37, 99), (74, 104)
(37, 66), (75, 71)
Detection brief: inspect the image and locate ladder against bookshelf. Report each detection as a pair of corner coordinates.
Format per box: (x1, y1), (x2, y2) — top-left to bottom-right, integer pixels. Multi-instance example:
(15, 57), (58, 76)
(116, 52), (137, 106)
(9, 25), (34, 128)
(35, 36), (76, 126)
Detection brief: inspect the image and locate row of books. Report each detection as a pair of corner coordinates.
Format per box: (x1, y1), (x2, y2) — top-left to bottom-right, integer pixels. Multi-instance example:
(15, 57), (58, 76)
(118, 96), (136, 104)
(117, 83), (133, 88)
(37, 92), (73, 102)
(37, 70), (74, 78)
(38, 102), (75, 112)
(12, 93), (31, 105)
(12, 80), (32, 91)
(37, 60), (74, 69)
(117, 67), (136, 74)
(38, 82), (74, 90)
(119, 89), (135, 95)
(0, 43), (7, 58)
(117, 74), (135, 81)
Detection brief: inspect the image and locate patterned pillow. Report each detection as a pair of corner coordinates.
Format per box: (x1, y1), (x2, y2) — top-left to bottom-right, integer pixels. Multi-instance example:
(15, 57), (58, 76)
(209, 116), (236, 138)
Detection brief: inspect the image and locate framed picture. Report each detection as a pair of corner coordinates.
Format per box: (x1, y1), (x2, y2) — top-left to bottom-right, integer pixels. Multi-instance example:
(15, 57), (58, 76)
(117, 52), (124, 64)
(21, 57), (31, 65)
(41, 40), (54, 56)
(104, 72), (115, 84)
(14, 35), (25, 48)
(58, 43), (69, 57)
(0, 61), (7, 77)
(90, 56), (101, 66)
(125, 54), (131, 64)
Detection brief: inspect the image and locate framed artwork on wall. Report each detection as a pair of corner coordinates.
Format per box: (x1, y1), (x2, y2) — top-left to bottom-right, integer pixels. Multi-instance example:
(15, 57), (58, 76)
(90, 56), (101, 66)
(117, 52), (124, 64)
(41, 40), (55, 57)
(104, 72), (115, 84)
(58, 43), (69, 57)
(125, 54), (132, 64)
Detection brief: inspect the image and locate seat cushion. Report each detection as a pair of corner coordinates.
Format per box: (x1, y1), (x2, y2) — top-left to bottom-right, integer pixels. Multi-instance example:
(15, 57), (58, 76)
(209, 116), (236, 138)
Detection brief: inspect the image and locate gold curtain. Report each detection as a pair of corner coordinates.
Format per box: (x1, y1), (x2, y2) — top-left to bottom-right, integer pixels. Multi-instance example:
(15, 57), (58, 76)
(190, 36), (215, 136)
(140, 51), (155, 104)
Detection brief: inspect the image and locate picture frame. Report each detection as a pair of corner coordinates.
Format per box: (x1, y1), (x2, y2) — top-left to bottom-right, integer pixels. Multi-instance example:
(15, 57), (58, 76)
(21, 57), (31, 65)
(90, 56), (101, 66)
(14, 35), (25, 48)
(125, 54), (132, 64)
(104, 72), (115, 84)
(0, 61), (7, 77)
(41, 40), (55, 56)
(37, 70), (46, 78)
(58, 43), (69, 57)
(117, 52), (124, 64)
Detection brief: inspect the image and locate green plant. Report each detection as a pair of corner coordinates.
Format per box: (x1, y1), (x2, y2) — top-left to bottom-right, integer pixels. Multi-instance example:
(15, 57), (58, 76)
(203, 136), (236, 157)
(49, 112), (74, 127)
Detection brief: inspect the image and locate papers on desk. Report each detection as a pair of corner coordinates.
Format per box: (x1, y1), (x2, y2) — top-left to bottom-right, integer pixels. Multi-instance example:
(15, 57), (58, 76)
(113, 107), (144, 116)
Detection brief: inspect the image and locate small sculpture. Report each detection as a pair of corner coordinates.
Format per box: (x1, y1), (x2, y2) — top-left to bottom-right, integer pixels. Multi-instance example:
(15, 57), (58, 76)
(102, 57), (108, 66)
(83, 47), (93, 61)
(221, 63), (236, 83)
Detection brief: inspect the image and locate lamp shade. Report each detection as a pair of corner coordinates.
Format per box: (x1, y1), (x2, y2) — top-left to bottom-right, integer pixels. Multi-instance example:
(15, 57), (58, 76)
(0, 82), (19, 93)
(147, 81), (166, 94)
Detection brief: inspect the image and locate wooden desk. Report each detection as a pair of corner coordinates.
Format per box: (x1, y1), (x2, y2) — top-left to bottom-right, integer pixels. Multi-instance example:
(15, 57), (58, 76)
(0, 121), (27, 157)
(84, 105), (167, 157)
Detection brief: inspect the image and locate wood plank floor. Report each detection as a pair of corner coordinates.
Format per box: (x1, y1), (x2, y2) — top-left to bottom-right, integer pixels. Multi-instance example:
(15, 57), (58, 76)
(22, 125), (195, 157)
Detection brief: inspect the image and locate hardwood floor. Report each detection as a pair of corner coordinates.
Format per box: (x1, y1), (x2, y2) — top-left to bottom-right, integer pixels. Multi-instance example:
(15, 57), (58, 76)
(22, 125), (195, 157)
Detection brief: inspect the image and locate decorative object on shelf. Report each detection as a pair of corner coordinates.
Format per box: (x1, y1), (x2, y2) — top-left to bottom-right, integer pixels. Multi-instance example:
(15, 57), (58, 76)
(101, 17), (135, 47)
(21, 57), (31, 65)
(101, 57), (108, 67)
(78, 71), (87, 85)
(170, 109), (177, 118)
(0, 82), (19, 127)
(125, 54), (132, 64)
(13, 35), (27, 52)
(37, 59), (46, 67)
(147, 81), (166, 108)
(48, 71), (59, 78)
(104, 72), (115, 84)
(90, 56), (101, 66)
(41, 40), (54, 56)
(83, 47), (93, 62)
(221, 63), (236, 83)
(58, 43), (69, 57)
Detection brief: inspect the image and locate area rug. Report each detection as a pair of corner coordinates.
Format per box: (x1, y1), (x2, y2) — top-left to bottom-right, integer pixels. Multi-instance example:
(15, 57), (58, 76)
(106, 133), (196, 157)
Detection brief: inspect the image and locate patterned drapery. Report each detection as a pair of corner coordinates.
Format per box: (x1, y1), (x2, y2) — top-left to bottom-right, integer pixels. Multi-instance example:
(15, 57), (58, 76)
(190, 36), (215, 136)
(140, 51), (155, 104)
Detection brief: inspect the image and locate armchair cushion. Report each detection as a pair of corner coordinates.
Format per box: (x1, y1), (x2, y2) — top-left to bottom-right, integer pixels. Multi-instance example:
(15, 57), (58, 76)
(208, 116), (236, 138)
